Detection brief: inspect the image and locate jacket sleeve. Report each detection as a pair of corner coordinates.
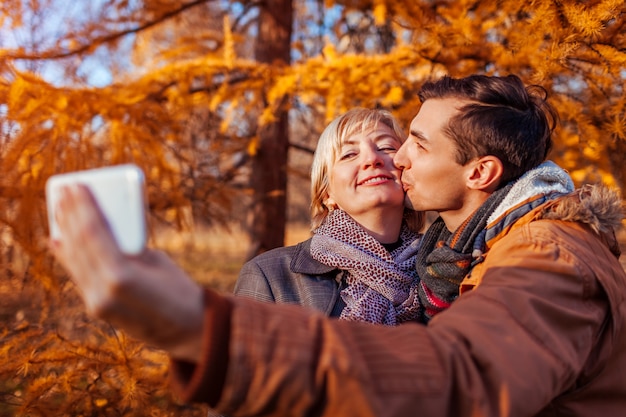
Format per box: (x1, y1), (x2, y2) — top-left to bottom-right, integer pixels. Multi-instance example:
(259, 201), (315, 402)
(174, 221), (613, 417)
(169, 289), (232, 407)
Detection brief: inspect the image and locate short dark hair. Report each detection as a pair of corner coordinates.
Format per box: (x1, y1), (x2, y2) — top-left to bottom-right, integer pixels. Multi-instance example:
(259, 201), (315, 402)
(418, 74), (557, 184)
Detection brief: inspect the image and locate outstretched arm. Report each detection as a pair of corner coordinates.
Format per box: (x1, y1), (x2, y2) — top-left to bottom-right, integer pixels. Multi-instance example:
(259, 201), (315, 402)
(174, 221), (613, 417)
(49, 184), (614, 417)
(48, 184), (206, 362)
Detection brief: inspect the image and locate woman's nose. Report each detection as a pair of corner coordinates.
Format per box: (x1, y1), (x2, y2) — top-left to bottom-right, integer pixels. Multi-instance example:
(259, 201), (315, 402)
(361, 147), (384, 168)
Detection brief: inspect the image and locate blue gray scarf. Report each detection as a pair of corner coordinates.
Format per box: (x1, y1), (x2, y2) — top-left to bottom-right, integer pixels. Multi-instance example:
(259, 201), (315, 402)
(416, 161), (575, 321)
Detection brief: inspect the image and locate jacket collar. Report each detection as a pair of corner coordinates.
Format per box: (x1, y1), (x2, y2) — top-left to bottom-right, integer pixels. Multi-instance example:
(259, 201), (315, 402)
(485, 185), (623, 259)
(539, 185), (623, 258)
(290, 238), (338, 275)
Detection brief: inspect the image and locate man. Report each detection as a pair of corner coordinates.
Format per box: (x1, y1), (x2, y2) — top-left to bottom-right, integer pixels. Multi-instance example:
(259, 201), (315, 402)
(51, 74), (626, 416)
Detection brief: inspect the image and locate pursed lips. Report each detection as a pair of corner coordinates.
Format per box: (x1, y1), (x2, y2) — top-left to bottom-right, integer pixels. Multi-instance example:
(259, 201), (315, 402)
(400, 173), (411, 192)
(399, 174), (411, 191)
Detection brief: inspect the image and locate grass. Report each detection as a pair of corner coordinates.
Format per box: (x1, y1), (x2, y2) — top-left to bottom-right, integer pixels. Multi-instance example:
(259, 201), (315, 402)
(153, 223), (313, 293)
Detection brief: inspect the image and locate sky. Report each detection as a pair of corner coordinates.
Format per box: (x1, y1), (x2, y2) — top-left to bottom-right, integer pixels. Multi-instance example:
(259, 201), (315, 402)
(0, 0), (126, 87)
(1, 0), (346, 88)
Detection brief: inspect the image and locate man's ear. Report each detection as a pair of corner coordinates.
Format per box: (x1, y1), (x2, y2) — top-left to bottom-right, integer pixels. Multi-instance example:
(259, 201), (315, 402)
(466, 156), (503, 192)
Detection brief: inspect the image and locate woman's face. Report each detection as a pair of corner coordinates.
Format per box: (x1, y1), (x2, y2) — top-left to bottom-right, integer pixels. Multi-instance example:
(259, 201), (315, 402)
(326, 124), (405, 218)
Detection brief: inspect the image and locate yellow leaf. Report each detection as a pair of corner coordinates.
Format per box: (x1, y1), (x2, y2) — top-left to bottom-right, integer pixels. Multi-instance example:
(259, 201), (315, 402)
(223, 15), (235, 68)
(383, 86), (404, 106)
(247, 136), (259, 156)
(373, 1), (387, 26)
(8, 75), (28, 112)
(322, 44), (337, 61)
(57, 95), (68, 110)
(95, 398), (108, 407)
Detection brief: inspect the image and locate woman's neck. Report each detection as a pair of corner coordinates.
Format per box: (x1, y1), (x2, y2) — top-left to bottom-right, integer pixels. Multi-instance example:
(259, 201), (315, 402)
(349, 207), (404, 244)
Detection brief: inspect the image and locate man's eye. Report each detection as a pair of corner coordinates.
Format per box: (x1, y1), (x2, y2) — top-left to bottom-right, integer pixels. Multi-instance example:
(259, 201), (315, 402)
(339, 152), (357, 160)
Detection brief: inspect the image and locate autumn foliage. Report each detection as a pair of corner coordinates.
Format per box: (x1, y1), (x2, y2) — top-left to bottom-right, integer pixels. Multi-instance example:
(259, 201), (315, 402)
(0, 0), (625, 415)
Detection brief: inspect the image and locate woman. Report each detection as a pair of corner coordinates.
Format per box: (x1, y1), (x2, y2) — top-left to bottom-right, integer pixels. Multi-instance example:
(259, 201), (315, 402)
(234, 108), (425, 325)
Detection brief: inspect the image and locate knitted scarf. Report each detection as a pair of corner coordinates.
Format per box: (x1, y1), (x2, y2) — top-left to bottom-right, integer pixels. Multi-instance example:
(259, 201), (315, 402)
(417, 160), (575, 321)
(310, 209), (422, 325)
(416, 184), (513, 320)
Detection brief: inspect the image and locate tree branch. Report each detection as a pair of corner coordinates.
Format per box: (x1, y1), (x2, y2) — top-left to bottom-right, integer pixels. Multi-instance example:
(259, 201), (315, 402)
(3, 0), (216, 61)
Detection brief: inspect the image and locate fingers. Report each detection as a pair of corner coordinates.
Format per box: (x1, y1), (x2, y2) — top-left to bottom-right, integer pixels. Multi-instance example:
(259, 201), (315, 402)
(58, 184), (120, 259)
(49, 192), (205, 358)
(49, 184), (126, 314)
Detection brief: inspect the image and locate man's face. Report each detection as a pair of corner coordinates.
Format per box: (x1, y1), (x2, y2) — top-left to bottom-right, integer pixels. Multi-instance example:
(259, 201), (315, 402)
(393, 98), (476, 230)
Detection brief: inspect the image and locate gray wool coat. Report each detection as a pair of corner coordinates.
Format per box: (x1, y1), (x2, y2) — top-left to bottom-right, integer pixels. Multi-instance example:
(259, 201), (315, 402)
(233, 238), (347, 317)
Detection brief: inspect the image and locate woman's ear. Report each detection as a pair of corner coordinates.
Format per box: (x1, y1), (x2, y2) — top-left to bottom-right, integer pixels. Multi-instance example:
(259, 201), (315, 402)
(324, 196), (338, 211)
(466, 156), (504, 192)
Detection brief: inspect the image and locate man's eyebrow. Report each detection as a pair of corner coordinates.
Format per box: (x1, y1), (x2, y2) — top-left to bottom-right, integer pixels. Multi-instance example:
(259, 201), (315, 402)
(409, 129), (428, 141)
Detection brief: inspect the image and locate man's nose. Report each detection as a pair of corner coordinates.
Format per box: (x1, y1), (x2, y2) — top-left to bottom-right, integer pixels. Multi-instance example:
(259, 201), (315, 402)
(394, 142), (409, 169)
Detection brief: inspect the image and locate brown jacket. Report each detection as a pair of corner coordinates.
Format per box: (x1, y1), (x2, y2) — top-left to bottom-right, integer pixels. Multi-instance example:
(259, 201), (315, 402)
(171, 186), (626, 417)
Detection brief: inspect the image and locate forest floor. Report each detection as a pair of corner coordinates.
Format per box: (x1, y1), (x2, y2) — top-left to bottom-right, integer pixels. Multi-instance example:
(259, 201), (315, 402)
(0, 224), (624, 415)
(157, 223), (314, 292)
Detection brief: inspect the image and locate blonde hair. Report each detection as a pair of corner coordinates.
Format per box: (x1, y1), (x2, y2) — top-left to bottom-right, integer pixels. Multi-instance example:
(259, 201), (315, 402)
(310, 108), (424, 233)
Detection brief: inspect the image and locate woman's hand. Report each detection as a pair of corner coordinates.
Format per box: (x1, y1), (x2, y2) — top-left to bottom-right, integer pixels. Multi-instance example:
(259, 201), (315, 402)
(49, 184), (204, 362)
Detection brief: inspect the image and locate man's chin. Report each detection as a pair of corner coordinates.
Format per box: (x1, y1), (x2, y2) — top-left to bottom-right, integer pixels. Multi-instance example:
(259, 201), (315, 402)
(403, 195), (417, 210)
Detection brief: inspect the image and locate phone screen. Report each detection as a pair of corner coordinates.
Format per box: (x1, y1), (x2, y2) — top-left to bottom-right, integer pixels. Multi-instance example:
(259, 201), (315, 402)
(46, 164), (147, 254)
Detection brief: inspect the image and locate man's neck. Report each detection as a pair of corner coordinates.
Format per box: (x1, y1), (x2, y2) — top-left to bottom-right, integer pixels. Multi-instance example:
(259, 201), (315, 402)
(439, 192), (492, 232)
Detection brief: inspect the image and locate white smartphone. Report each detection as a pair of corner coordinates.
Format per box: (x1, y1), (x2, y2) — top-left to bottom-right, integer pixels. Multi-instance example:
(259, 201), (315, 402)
(46, 164), (147, 254)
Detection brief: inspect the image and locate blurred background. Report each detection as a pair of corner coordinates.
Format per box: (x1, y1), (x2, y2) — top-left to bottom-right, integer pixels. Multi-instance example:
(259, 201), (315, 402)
(1, 0), (625, 415)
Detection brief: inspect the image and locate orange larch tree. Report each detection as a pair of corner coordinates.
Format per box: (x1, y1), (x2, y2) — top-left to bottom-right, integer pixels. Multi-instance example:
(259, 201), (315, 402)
(0, 0), (624, 415)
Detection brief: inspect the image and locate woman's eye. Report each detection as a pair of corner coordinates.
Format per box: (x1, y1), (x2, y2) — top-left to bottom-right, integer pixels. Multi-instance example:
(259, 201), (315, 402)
(339, 151), (357, 160)
(378, 143), (399, 153)
(380, 146), (398, 152)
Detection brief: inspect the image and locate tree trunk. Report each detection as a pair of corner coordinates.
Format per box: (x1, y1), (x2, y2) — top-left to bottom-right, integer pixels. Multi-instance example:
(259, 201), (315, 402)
(246, 0), (293, 260)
